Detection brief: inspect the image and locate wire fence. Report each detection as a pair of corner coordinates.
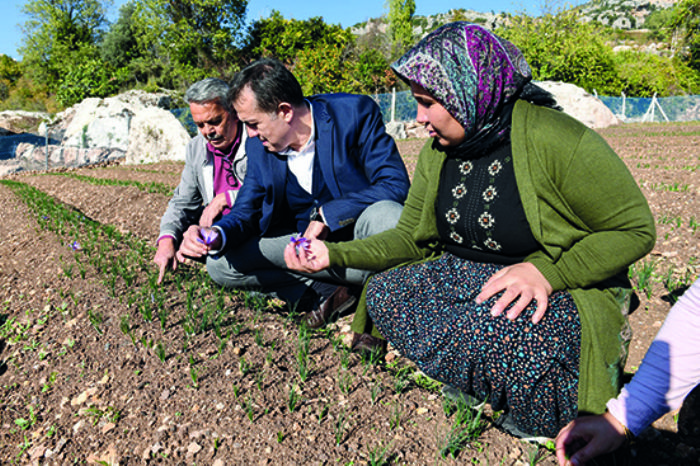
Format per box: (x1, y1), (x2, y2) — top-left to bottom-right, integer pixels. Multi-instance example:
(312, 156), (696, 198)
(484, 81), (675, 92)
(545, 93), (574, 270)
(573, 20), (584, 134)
(372, 90), (700, 124)
(4, 90), (699, 176)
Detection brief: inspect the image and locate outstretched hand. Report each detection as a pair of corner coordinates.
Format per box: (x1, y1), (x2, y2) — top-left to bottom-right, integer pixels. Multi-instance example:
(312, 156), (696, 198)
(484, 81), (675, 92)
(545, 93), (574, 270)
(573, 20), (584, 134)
(153, 237), (178, 284)
(476, 262), (552, 323)
(284, 237), (330, 273)
(555, 412), (627, 466)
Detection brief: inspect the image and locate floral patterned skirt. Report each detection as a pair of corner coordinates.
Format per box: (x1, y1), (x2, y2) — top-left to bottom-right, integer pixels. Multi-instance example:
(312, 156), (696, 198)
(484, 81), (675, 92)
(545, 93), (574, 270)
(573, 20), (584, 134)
(366, 253), (581, 438)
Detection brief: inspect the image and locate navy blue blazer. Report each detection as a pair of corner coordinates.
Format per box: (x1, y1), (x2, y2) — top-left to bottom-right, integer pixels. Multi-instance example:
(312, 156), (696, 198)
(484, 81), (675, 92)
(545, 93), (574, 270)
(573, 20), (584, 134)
(214, 93), (410, 250)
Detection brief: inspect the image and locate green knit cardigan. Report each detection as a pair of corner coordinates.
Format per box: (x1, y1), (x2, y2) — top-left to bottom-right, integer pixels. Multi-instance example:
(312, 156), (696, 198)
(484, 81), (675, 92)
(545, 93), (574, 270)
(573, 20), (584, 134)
(327, 100), (656, 415)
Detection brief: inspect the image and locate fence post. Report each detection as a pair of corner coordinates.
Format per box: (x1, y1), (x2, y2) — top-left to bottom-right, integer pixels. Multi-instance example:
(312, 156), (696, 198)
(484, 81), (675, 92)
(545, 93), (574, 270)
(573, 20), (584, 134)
(621, 91), (626, 119)
(44, 125), (49, 171)
(653, 94), (669, 122)
(642, 93), (656, 123)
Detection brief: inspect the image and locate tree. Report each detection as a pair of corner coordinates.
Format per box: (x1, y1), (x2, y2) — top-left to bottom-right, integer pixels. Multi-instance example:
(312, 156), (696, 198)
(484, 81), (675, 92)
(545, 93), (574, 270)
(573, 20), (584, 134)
(497, 9), (622, 94)
(56, 58), (127, 107)
(131, 0), (248, 88)
(101, 1), (140, 69)
(19, 0), (109, 88)
(614, 51), (700, 96)
(244, 11), (393, 95)
(0, 55), (22, 100)
(386, 0), (416, 57)
(669, 0), (700, 72)
(244, 11), (352, 64)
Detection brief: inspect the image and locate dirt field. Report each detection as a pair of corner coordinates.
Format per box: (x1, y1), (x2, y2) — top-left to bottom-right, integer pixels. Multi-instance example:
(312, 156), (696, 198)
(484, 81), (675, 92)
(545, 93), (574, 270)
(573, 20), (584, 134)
(0, 122), (698, 465)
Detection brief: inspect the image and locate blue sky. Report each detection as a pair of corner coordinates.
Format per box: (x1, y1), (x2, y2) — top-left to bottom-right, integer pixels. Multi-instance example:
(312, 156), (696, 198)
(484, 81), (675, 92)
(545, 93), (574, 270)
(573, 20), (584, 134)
(1, 0), (579, 60)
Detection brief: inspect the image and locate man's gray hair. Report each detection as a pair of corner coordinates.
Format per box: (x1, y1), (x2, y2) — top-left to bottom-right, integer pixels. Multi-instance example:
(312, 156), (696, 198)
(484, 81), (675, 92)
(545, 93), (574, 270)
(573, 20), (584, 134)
(185, 78), (233, 114)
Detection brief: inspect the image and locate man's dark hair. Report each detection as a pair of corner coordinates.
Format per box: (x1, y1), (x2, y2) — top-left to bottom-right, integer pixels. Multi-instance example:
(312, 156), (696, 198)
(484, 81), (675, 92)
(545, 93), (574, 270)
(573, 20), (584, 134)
(185, 78), (233, 114)
(229, 58), (304, 113)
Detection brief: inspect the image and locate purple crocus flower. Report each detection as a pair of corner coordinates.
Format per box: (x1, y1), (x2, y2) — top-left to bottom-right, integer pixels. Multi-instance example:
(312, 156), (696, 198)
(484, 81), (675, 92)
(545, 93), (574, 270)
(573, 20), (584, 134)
(290, 234), (312, 257)
(197, 228), (219, 246)
(69, 241), (81, 251)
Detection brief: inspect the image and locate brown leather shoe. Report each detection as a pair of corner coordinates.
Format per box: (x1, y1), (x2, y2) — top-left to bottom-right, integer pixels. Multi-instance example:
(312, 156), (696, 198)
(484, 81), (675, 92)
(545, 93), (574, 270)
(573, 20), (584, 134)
(304, 286), (358, 329)
(350, 332), (387, 355)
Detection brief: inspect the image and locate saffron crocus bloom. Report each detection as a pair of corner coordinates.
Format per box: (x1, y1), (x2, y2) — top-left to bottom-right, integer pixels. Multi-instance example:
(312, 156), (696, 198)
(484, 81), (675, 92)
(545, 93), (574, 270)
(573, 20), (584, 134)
(290, 233), (312, 257)
(198, 228), (219, 246)
(69, 241), (81, 251)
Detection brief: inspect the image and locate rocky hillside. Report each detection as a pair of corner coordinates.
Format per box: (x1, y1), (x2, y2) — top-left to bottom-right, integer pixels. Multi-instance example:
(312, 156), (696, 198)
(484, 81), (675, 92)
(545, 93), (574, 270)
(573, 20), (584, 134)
(351, 0), (680, 37)
(577, 0), (679, 29)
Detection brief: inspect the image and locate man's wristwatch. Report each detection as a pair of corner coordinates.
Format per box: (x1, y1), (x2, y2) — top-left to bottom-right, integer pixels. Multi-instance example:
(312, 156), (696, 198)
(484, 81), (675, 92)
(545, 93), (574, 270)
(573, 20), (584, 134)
(309, 206), (324, 223)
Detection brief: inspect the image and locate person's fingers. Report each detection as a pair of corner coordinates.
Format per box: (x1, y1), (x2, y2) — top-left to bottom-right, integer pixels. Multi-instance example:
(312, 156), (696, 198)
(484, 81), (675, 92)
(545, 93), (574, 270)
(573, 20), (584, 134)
(284, 244), (300, 270)
(505, 291), (532, 320)
(555, 423), (575, 465)
(175, 250), (186, 263)
(476, 280), (499, 304)
(531, 292), (549, 324)
(568, 440), (600, 466)
(157, 262), (166, 285)
(490, 286), (519, 316)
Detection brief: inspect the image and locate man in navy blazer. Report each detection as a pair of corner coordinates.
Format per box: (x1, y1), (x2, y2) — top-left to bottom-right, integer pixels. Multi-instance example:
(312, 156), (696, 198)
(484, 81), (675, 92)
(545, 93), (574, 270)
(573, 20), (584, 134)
(179, 58), (409, 352)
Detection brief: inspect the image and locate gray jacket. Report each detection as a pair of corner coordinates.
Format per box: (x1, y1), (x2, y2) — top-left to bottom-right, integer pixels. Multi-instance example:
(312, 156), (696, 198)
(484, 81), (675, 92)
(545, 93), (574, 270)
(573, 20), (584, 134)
(158, 131), (248, 243)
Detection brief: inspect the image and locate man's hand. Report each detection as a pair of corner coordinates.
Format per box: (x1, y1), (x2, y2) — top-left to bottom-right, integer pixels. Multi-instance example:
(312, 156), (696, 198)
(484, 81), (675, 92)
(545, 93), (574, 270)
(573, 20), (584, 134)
(177, 225), (215, 261)
(476, 262), (553, 323)
(303, 220), (330, 241)
(199, 193), (229, 227)
(153, 237), (178, 284)
(284, 238), (330, 273)
(555, 412), (627, 466)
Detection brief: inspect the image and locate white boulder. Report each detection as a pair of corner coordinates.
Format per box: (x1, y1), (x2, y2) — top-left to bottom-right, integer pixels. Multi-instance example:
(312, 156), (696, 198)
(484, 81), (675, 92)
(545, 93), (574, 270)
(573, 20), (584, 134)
(59, 90), (175, 150)
(536, 81), (620, 129)
(125, 108), (191, 165)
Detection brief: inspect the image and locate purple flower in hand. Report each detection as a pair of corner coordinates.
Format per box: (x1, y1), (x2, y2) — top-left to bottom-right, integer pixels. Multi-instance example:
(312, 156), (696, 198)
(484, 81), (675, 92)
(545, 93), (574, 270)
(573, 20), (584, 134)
(290, 233), (312, 257)
(197, 228), (219, 246)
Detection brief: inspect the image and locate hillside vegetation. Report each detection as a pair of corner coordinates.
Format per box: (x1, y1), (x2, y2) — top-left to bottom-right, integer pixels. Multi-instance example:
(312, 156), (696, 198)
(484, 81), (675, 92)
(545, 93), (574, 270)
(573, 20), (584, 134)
(1, 0), (699, 113)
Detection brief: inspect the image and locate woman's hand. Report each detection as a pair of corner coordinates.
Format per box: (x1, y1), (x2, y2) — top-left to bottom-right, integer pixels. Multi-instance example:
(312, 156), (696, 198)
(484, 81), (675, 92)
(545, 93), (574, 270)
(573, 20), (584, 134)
(476, 262), (553, 323)
(284, 238), (330, 273)
(555, 412), (628, 466)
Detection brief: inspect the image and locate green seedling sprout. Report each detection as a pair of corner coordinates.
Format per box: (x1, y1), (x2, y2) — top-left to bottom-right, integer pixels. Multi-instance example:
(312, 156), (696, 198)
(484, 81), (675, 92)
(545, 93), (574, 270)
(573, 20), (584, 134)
(287, 384), (301, 412)
(338, 369), (354, 395)
(334, 407), (348, 445)
(154, 340), (166, 362)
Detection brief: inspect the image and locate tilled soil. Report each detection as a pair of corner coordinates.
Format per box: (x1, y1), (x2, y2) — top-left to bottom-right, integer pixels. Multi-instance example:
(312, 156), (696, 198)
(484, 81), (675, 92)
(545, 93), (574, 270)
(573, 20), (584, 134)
(0, 122), (698, 465)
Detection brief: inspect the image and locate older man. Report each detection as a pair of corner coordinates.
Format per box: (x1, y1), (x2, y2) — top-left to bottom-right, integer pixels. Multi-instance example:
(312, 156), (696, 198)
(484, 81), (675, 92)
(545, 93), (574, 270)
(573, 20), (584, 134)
(179, 58), (410, 352)
(154, 78), (247, 284)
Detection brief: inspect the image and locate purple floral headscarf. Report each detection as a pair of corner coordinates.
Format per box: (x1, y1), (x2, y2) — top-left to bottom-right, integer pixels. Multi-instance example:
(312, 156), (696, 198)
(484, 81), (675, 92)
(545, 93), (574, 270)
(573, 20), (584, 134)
(392, 22), (532, 141)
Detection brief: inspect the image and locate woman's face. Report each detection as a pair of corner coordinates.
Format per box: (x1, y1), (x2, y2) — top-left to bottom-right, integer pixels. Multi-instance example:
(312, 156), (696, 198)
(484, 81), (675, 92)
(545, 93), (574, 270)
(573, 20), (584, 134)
(410, 82), (466, 147)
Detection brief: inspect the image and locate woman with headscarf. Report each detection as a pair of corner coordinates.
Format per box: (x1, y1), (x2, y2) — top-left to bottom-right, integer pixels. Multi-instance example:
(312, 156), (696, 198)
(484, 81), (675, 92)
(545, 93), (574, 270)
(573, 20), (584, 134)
(285, 22), (656, 438)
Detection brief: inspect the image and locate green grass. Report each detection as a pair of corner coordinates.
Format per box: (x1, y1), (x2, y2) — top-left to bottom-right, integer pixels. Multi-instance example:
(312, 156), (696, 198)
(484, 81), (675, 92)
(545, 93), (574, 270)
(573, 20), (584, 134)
(46, 171), (174, 196)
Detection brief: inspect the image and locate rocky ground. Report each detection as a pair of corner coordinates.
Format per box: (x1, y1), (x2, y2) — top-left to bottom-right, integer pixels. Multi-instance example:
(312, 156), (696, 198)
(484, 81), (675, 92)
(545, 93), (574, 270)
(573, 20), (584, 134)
(0, 122), (698, 465)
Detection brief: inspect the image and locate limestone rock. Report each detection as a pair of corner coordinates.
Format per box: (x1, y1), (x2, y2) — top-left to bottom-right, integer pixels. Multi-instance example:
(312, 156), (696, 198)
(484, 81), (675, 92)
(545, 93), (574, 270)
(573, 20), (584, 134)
(0, 110), (49, 134)
(536, 81), (620, 129)
(385, 120), (407, 140)
(125, 107), (190, 165)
